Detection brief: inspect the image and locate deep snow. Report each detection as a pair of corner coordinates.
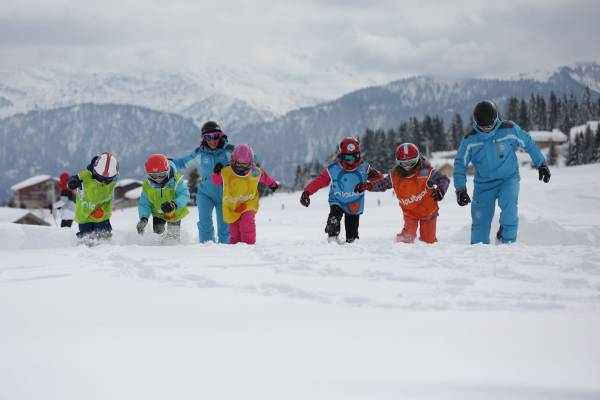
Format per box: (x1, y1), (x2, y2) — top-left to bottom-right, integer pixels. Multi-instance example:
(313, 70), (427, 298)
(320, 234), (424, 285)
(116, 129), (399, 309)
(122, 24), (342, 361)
(1, 165), (599, 400)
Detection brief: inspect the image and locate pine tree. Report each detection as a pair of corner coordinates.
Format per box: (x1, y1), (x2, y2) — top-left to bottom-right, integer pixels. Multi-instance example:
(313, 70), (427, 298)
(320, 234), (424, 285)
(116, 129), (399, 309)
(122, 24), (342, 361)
(430, 116), (447, 152)
(580, 87), (593, 124)
(420, 115), (433, 156)
(518, 98), (530, 130)
(548, 91), (559, 129)
(505, 97), (520, 122)
(566, 138), (578, 166)
(407, 117), (421, 149)
(568, 92), (580, 125)
(528, 94), (539, 130)
(593, 124), (600, 163)
(583, 125), (595, 164)
(576, 133), (585, 165)
(536, 94), (547, 130)
(560, 113), (573, 140)
(450, 112), (464, 149)
(361, 129), (376, 162)
(547, 142), (558, 166)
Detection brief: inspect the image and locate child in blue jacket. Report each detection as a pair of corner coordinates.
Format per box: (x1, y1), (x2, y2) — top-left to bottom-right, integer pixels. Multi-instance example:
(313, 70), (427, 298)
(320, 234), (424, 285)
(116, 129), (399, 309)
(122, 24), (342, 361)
(137, 154), (190, 241)
(172, 121), (234, 243)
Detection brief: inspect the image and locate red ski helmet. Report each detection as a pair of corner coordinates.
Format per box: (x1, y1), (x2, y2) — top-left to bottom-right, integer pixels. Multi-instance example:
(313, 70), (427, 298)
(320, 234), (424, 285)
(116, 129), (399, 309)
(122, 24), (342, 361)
(338, 137), (361, 170)
(145, 154), (170, 182)
(395, 143), (420, 170)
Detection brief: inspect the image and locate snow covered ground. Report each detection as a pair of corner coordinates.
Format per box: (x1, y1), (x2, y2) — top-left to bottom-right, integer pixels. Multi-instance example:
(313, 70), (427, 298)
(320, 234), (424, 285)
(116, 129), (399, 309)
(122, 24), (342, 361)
(1, 165), (599, 400)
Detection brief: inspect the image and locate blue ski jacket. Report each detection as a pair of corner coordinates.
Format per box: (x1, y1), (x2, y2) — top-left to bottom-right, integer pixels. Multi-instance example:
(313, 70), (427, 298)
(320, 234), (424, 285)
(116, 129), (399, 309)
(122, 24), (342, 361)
(172, 140), (234, 200)
(453, 119), (545, 190)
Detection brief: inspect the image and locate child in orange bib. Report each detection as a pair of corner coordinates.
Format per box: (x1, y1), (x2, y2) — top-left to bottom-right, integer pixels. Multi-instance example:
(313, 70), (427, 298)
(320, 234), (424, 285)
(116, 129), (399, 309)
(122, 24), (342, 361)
(355, 143), (450, 243)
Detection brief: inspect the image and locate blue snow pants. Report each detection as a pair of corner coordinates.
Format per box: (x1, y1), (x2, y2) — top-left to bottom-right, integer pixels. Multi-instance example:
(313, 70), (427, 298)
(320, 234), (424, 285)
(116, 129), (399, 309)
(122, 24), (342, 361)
(197, 191), (229, 243)
(471, 174), (520, 244)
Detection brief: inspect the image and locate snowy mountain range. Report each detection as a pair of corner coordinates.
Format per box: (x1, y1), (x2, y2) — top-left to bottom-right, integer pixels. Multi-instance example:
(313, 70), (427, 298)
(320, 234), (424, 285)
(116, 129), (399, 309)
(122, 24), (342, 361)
(1, 63), (599, 199)
(0, 103), (199, 199)
(236, 63), (600, 183)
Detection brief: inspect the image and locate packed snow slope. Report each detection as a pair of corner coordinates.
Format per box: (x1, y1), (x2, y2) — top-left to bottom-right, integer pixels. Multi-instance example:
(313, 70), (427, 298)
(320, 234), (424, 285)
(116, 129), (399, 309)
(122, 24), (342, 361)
(1, 164), (599, 400)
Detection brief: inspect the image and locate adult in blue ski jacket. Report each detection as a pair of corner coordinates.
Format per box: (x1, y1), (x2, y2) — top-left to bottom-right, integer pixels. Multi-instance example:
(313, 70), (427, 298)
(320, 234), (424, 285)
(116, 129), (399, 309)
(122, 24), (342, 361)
(453, 100), (551, 244)
(172, 121), (234, 243)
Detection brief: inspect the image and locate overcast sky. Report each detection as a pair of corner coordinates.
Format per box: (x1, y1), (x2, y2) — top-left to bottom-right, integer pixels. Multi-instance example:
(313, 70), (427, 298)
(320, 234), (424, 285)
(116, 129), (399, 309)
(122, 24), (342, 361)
(1, 0), (598, 85)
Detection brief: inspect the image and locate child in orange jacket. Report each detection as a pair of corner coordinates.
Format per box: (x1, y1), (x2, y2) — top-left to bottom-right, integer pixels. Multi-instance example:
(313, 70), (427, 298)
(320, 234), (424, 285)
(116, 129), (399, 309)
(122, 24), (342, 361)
(355, 143), (450, 243)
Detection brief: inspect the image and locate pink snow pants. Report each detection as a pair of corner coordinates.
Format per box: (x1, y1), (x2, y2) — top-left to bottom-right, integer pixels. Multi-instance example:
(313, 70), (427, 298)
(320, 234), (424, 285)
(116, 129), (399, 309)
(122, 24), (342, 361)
(229, 211), (257, 244)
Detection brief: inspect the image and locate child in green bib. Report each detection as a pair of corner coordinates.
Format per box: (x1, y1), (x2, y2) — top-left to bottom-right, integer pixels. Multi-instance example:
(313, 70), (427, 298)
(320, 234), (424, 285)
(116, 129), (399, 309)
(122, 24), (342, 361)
(136, 154), (190, 241)
(66, 152), (119, 241)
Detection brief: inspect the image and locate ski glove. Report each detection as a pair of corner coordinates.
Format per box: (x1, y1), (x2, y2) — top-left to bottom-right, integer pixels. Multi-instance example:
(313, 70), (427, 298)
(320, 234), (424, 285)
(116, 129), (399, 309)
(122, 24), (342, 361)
(136, 218), (148, 235)
(430, 185), (444, 201)
(538, 163), (551, 183)
(300, 191), (310, 207)
(66, 176), (82, 190)
(160, 201), (177, 213)
(270, 183), (279, 192)
(354, 182), (372, 193)
(456, 189), (471, 207)
(213, 162), (224, 174)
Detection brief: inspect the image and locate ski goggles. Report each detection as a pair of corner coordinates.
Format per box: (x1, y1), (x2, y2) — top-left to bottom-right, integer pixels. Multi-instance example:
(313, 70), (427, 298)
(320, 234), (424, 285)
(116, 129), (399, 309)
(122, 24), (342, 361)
(341, 153), (360, 162)
(148, 171), (169, 181)
(92, 171), (115, 184)
(395, 156), (419, 170)
(232, 161), (252, 171)
(202, 132), (223, 141)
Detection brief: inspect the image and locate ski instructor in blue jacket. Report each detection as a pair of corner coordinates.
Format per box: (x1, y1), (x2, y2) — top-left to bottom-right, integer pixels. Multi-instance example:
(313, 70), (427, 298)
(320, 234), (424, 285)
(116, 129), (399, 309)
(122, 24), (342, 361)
(172, 121), (234, 243)
(453, 100), (551, 244)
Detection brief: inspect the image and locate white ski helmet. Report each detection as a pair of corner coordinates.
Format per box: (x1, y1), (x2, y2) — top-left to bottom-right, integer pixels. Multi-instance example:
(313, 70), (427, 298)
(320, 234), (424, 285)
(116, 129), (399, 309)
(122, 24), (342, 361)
(92, 152), (119, 183)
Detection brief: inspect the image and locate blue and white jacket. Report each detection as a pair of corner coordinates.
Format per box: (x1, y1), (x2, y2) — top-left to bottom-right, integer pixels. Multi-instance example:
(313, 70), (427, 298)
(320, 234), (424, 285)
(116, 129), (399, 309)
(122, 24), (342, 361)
(172, 140), (234, 200)
(453, 119), (545, 190)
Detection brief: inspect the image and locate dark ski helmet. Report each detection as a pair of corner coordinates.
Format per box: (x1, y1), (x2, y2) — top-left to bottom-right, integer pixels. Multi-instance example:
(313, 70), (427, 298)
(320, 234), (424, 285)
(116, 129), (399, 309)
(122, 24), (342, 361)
(201, 121), (222, 135)
(473, 100), (498, 129)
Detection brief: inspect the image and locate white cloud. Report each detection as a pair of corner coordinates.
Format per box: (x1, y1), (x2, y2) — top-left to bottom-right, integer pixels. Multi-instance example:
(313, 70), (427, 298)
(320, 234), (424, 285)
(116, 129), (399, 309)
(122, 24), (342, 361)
(0, 0), (598, 91)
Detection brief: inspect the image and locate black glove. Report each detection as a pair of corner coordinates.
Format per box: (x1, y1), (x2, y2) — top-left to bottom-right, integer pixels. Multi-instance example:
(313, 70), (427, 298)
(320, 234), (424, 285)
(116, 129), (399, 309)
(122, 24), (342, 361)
(270, 183), (279, 192)
(213, 162), (224, 174)
(300, 191), (310, 207)
(456, 189), (471, 207)
(354, 182), (372, 193)
(66, 176), (81, 190)
(160, 201), (177, 213)
(538, 164), (551, 183)
(136, 218), (148, 235)
(430, 185), (444, 201)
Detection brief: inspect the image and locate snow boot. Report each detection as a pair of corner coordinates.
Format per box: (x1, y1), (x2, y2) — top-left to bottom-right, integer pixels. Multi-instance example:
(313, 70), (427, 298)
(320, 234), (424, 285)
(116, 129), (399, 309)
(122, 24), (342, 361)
(325, 215), (340, 241)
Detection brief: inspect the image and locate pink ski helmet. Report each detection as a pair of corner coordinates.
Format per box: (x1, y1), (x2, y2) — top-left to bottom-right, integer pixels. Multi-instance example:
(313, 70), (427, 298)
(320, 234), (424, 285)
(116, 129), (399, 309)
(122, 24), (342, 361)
(231, 144), (254, 164)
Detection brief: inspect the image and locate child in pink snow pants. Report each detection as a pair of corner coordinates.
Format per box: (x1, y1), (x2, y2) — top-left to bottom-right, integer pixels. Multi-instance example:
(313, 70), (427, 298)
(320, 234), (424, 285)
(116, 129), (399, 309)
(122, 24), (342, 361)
(210, 144), (278, 244)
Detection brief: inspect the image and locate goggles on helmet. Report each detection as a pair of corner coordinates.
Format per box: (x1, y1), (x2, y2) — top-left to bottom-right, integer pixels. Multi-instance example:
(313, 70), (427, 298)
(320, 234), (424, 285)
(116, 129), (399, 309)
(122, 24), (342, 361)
(341, 153), (360, 163)
(148, 171), (169, 181)
(395, 156), (419, 170)
(203, 132), (222, 142)
(96, 175), (114, 184)
(232, 161), (252, 173)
